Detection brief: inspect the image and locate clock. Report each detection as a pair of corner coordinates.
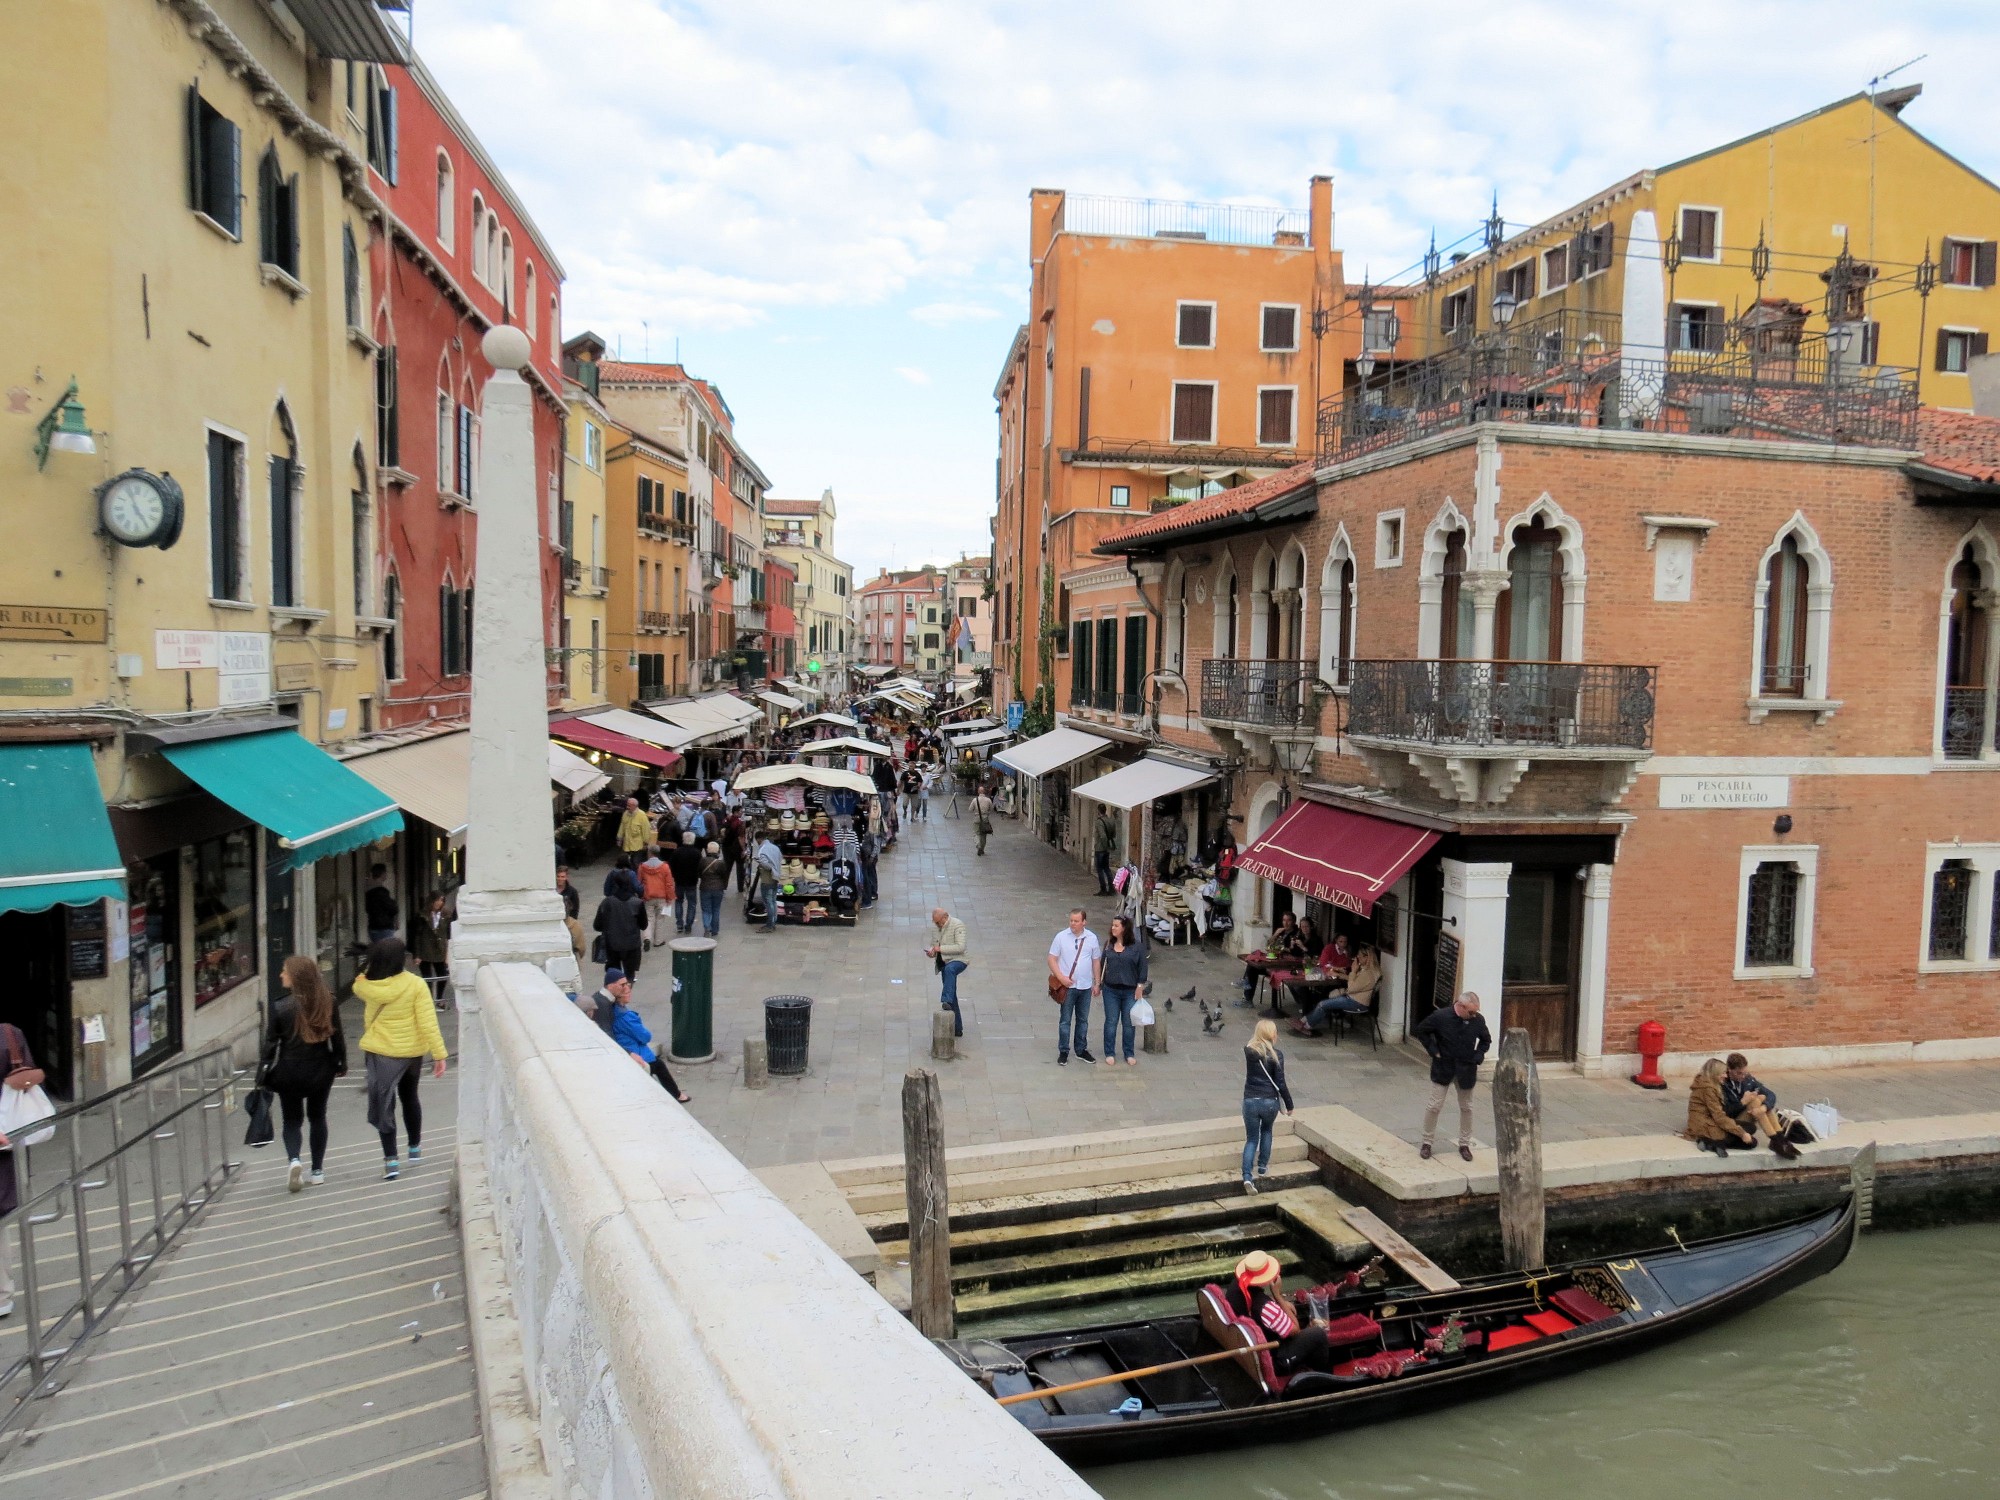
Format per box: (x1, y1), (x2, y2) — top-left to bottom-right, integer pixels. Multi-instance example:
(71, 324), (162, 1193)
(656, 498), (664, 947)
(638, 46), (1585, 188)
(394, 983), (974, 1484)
(96, 469), (184, 549)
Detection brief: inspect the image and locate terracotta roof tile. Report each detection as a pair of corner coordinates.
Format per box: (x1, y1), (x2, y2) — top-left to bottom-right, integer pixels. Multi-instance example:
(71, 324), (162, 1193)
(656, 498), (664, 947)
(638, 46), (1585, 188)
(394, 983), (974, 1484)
(1917, 408), (2000, 485)
(597, 360), (689, 386)
(764, 498), (823, 516)
(1098, 461), (1317, 549)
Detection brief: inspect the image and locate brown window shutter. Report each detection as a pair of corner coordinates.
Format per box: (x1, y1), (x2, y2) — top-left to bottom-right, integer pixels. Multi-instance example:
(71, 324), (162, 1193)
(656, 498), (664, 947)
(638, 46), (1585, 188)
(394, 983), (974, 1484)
(1078, 366), (1091, 447)
(1939, 328), (1953, 370)
(186, 83), (205, 212)
(1975, 332), (1992, 359)
(1979, 242), (1998, 288)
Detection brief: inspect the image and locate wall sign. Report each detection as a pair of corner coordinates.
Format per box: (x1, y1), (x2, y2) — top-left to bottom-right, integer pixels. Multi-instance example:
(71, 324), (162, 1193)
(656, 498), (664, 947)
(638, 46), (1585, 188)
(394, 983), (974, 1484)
(1432, 932), (1461, 1012)
(66, 900), (109, 980)
(156, 630), (219, 669)
(0, 677), (74, 697)
(1658, 774), (1791, 809)
(0, 604), (107, 643)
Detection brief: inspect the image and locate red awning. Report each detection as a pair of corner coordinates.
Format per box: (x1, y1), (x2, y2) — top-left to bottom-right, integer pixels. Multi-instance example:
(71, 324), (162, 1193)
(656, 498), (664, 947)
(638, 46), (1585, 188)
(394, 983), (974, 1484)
(1238, 801), (1439, 916)
(551, 720), (682, 773)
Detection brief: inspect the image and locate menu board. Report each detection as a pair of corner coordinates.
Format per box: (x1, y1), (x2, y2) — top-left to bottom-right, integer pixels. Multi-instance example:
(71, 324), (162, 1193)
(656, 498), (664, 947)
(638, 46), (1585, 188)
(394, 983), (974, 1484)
(1432, 932), (1461, 1013)
(66, 900), (108, 980)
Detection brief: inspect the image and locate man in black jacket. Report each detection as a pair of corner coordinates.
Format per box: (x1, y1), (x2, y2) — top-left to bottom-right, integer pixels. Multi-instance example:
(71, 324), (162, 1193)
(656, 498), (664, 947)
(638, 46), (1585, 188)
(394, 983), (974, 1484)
(594, 890), (647, 980)
(665, 833), (703, 936)
(1413, 991), (1491, 1163)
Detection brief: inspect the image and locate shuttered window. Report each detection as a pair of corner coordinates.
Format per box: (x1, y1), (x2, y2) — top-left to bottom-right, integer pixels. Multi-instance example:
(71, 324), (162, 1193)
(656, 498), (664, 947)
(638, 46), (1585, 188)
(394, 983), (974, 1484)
(456, 405), (474, 498)
(375, 347), (399, 468)
(1096, 618), (1118, 708)
(257, 146), (299, 276)
(1261, 305), (1298, 351)
(1678, 207), (1719, 261)
(1071, 621), (1091, 705)
(1122, 614), (1147, 713)
(342, 226), (361, 328)
(1943, 238), (1998, 289)
(1258, 389), (1295, 445)
(1761, 534), (1811, 696)
(1938, 329), (1990, 373)
(1176, 303), (1214, 348)
(1171, 382), (1215, 443)
(185, 84), (241, 236)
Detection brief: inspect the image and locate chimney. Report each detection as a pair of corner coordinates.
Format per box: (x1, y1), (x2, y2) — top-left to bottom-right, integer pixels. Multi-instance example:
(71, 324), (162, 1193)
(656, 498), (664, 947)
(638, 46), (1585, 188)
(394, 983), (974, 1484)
(1970, 353), (2000, 419)
(1031, 188), (1066, 260)
(1309, 176), (1334, 254)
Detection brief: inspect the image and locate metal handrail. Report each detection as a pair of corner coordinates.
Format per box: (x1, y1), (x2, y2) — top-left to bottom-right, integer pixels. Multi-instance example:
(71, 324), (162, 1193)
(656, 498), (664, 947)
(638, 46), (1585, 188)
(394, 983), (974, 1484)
(0, 1039), (250, 1437)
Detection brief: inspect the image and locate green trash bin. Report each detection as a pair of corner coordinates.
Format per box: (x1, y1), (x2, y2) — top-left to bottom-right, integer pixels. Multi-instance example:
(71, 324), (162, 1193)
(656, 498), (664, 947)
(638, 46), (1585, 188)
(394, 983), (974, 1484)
(668, 936), (717, 1064)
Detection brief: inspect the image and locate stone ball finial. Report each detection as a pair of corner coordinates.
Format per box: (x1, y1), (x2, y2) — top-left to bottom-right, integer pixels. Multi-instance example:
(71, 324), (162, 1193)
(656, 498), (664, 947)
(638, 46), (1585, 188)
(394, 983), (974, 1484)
(483, 324), (532, 372)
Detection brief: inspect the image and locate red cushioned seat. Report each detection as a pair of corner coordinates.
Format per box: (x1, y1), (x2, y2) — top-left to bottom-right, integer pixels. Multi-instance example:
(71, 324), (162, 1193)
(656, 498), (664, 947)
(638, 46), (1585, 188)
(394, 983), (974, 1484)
(1321, 1313), (1381, 1347)
(1550, 1287), (1619, 1326)
(1486, 1324), (1545, 1353)
(1524, 1309), (1577, 1336)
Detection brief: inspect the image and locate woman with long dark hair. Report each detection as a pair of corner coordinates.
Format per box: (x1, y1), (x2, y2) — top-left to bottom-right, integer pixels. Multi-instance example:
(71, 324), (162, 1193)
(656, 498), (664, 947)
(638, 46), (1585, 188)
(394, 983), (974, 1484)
(353, 937), (447, 1181)
(264, 956), (348, 1191)
(1099, 915), (1150, 1068)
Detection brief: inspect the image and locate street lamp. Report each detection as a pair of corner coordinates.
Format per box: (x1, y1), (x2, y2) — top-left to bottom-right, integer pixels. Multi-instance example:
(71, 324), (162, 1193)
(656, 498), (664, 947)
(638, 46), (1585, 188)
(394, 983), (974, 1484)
(33, 379), (97, 470)
(1490, 288), (1519, 329)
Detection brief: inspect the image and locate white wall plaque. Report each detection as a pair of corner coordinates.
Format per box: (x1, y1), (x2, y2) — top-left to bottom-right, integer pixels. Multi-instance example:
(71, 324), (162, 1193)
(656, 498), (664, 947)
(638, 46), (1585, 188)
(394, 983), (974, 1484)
(1653, 535), (1695, 601)
(1658, 774), (1790, 809)
(219, 631), (271, 675)
(217, 671), (271, 706)
(154, 629), (218, 669)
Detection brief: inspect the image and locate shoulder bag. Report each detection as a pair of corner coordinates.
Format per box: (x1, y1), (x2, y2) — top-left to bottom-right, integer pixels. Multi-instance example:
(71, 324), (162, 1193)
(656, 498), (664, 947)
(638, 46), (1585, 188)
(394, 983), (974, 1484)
(1047, 935), (1085, 1004)
(0, 1025), (56, 1149)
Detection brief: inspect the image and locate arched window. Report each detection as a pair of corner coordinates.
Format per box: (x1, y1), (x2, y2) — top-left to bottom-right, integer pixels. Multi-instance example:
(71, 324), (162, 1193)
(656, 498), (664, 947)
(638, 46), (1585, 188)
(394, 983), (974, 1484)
(341, 224), (361, 330)
(1497, 516), (1564, 662)
(1943, 539), (1996, 759)
(1319, 531), (1356, 685)
(469, 194), (487, 280)
(1750, 515), (1833, 712)
(486, 217), (500, 295)
(351, 444), (371, 618)
(269, 401), (300, 608)
(549, 292), (560, 347)
(1270, 543), (1306, 661)
(525, 263), (538, 337)
(1440, 528), (1470, 660)
(436, 151), (454, 250)
(499, 231), (514, 314)
(1212, 556), (1238, 659)
(382, 570), (402, 680)
(1163, 561), (1187, 680)
(436, 383), (453, 491)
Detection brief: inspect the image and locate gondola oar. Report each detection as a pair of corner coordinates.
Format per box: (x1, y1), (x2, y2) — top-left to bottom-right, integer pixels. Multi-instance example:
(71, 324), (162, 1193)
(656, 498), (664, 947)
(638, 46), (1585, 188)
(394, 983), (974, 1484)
(995, 1341), (1278, 1407)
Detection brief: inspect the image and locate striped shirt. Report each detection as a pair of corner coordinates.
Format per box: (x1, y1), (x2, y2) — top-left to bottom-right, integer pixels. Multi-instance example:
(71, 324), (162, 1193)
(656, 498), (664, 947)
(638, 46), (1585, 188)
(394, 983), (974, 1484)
(1254, 1292), (1297, 1340)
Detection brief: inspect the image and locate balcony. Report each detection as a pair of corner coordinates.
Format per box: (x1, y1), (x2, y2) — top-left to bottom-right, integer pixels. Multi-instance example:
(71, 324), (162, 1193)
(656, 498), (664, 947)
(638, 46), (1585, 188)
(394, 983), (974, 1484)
(1201, 658), (1314, 728)
(1318, 308), (1918, 465)
(1343, 658), (1656, 811)
(1943, 686), (1997, 761)
(638, 611), (672, 633)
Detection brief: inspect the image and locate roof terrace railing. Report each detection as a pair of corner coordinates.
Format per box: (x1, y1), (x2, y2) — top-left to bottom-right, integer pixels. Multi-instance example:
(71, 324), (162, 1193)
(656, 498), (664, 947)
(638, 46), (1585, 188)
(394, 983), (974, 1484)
(1058, 193), (1309, 248)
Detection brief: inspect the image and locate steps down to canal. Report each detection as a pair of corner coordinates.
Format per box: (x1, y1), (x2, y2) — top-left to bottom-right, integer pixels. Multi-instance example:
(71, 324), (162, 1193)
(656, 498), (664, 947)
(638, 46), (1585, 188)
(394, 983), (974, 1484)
(807, 1117), (1373, 1336)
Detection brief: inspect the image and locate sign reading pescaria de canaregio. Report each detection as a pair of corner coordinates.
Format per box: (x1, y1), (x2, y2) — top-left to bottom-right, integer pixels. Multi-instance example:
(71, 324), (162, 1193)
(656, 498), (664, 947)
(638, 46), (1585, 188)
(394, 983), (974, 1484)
(1657, 774), (1790, 809)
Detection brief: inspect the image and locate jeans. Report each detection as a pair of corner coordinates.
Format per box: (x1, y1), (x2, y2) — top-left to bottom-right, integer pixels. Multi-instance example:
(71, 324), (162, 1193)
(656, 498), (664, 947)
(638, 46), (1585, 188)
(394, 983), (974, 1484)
(759, 878), (780, 929)
(1101, 984), (1137, 1060)
(367, 927), (397, 945)
(939, 959), (967, 1037)
(1058, 987), (1092, 1059)
(674, 889), (699, 934)
(861, 864), (879, 906)
(1423, 1080), (1477, 1149)
(1306, 994), (1368, 1030)
(699, 888), (724, 936)
(1093, 850), (1112, 892)
(1242, 1096), (1281, 1180)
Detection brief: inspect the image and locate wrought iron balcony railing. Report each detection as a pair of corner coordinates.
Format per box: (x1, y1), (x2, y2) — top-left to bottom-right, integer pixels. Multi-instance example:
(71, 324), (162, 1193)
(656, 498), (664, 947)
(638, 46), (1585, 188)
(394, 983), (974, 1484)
(1319, 308), (1918, 463)
(638, 610), (672, 633)
(1201, 658), (1314, 727)
(1345, 659), (1656, 750)
(1942, 686), (1994, 760)
(562, 556), (584, 588)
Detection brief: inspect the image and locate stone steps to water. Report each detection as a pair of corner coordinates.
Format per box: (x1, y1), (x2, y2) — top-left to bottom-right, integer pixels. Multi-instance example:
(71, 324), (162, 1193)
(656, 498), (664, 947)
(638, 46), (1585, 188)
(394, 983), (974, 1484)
(948, 1219), (1290, 1293)
(826, 1116), (1269, 1190)
(954, 1245), (1305, 1320)
(874, 1191), (1283, 1265)
(859, 1159), (1322, 1239)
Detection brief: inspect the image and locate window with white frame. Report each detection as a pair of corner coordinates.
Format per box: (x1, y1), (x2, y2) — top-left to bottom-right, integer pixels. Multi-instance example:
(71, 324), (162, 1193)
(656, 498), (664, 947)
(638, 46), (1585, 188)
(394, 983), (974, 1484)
(1375, 510), (1404, 568)
(1541, 245), (1568, 295)
(1735, 844), (1818, 979)
(1751, 516), (1834, 709)
(1319, 531), (1356, 686)
(1260, 304), (1299, 352)
(436, 389), (453, 489)
(1677, 206), (1720, 262)
(1937, 328), (1988, 374)
(1920, 843), (2000, 970)
(1171, 382), (1217, 443)
(499, 231), (515, 315)
(1257, 387), (1296, 446)
(436, 152), (455, 250)
(1176, 301), (1216, 349)
(525, 263), (537, 338)
(1943, 238), (1997, 289)
(470, 194), (487, 281)
(1941, 533), (1999, 760)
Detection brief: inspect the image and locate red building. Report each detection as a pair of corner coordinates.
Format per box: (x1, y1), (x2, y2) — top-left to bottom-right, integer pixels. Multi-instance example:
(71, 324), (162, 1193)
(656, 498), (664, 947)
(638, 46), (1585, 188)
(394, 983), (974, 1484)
(362, 56), (567, 732)
(765, 556), (799, 679)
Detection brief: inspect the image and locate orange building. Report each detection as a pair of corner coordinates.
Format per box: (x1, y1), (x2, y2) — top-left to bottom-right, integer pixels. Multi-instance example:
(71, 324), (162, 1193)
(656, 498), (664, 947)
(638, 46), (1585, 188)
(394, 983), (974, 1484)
(992, 181), (1353, 724)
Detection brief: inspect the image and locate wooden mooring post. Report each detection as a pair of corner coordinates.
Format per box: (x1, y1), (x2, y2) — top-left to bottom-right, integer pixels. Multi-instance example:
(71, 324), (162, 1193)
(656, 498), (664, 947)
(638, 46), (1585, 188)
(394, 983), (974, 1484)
(1492, 1027), (1545, 1270)
(902, 1068), (954, 1338)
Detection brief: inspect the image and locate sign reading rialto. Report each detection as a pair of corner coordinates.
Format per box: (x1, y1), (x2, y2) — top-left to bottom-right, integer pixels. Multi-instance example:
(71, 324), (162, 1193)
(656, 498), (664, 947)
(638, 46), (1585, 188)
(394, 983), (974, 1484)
(1658, 774), (1790, 809)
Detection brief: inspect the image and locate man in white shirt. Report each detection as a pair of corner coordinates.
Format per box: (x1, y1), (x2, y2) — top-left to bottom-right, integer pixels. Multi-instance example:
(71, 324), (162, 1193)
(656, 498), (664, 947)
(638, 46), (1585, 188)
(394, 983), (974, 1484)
(1046, 909), (1104, 1066)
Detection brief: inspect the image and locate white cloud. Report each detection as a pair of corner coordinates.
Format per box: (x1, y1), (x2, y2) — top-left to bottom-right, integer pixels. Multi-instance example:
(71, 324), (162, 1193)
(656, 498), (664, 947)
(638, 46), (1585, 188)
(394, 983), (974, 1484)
(413, 0), (2000, 574)
(893, 366), (932, 385)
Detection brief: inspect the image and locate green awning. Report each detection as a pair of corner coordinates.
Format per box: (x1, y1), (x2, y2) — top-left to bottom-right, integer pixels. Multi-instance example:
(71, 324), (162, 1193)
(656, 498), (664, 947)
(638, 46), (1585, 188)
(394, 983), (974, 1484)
(161, 730), (403, 870)
(0, 743), (127, 916)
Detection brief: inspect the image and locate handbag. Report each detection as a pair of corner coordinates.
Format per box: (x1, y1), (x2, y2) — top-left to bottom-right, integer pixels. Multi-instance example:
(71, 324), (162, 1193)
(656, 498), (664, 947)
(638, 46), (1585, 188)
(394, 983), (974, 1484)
(243, 1086), (275, 1148)
(0, 1025), (56, 1148)
(1047, 934), (1085, 1003)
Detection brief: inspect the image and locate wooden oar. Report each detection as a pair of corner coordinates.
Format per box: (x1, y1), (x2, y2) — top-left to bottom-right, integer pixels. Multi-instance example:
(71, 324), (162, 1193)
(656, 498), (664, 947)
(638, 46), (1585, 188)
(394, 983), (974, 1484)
(995, 1341), (1278, 1408)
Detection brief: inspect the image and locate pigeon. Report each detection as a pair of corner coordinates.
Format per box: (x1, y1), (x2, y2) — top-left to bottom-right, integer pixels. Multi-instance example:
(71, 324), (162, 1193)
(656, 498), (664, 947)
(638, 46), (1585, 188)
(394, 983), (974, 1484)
(1169, 983), (1196, 1012)
(1199, 999), (1227, 1036)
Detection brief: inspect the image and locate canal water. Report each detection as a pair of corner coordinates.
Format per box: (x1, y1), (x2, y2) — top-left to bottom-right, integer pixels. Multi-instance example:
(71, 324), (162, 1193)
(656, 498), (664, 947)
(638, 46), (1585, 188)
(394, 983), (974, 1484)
(1089, 1224), (1999, 1500)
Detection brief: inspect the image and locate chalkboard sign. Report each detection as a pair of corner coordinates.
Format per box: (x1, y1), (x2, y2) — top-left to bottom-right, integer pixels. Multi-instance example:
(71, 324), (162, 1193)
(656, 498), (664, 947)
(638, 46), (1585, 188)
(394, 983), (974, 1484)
(1431, 932), (1460, 1012)
(67, 900), (108, 980)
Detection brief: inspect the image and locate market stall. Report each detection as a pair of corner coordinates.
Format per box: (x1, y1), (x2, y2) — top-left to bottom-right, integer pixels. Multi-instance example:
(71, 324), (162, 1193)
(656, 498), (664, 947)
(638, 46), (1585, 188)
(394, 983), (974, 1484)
(732, 764), (876, 927)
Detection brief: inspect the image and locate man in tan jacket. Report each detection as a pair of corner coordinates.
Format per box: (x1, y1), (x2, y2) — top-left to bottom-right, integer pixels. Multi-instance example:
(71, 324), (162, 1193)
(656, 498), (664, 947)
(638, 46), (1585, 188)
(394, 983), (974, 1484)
(926, 908), (969, 1038)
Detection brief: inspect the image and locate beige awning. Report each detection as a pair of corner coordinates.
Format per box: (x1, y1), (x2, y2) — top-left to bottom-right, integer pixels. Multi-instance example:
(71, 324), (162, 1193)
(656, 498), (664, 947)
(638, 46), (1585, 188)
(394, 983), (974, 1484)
(1071, 757), (1217, 810)
(343, 732), (471, 845)
(993, 726), (1113, 779)
(734, 764), (878, 796)
(549, 742), (611, 801)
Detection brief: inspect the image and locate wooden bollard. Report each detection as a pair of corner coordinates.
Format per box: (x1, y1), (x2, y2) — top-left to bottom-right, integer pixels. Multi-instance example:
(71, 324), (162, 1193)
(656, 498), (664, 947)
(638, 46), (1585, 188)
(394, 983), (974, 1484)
(930, 1009), (956, 1060)
(1492, 1026), (1544, 1270)
(743, 1037), (769, 1089)
(902, 1068), (954, 1338)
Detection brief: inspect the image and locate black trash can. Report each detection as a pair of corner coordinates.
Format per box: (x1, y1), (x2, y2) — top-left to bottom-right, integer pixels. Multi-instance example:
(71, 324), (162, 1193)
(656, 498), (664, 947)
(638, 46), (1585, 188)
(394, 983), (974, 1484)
(764, 994), (813, 1075)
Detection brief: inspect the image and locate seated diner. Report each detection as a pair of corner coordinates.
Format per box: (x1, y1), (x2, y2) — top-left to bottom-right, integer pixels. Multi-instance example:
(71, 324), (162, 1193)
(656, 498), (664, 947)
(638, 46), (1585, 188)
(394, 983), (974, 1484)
(1291, 945), (1381, 1036)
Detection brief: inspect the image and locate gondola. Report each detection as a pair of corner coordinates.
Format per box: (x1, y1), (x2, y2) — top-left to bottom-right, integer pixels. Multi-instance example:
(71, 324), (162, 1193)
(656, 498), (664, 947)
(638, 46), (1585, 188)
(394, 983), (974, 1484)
(941, 1187), (1858, 1465)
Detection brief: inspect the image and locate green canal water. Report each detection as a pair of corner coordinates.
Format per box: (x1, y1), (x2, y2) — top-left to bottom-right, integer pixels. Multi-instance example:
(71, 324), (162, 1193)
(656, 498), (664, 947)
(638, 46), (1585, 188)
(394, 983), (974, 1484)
(1089, 1224), (1999, 1500)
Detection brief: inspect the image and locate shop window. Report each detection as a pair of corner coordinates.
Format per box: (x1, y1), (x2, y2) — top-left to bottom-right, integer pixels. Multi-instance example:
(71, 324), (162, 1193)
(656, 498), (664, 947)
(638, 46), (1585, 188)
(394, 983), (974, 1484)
(192, 828), (258, 1007)
(128, 854), (182, 1071)
(1735, 845), (1817, 979)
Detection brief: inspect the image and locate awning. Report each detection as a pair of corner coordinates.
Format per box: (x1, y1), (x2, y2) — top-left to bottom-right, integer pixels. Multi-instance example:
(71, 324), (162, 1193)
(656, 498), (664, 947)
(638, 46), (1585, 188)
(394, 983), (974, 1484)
(580, 708), (696, 753)
(341, 732), (471, 845)
(794, 712), (862, 731)
(159, 730), (404, 870)
(950, 728), (1012, 749)
(758, 690), (806, 711)
(801, 735), (893, 757)
(1071, 757), (1217, 810)
(0, 743), (126, 915)
(734, 764), (878, 796)
(952, 681), (983, 699)
(776, 678), (821, 700)
(702, 693), (763, 725)
(553, 719), (683, 772)
(1238, 800), (1440, 916)
(549, 742), (611, 800)
(645, 698), (752, 743)
(994, 726), (1114, 779)
(943, 717), (998, 736)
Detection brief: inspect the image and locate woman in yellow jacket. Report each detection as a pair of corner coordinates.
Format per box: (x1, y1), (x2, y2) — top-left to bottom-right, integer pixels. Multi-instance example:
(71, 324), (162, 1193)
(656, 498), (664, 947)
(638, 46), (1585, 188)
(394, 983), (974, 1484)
(353, 937), (447, 1181)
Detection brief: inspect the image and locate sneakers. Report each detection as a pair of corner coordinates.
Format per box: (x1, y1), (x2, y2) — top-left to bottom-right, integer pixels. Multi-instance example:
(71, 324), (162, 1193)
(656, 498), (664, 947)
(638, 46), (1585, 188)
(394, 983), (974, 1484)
(1075, 1049), (1098, 1064)
(287, 1159), (305, 1194)
(1057, 1053), (1069, 1066)
(0, 1298), (13, 1319)
(308, 1170), (326, 1186)
(384, 1159), (400, 1180)
(1241, 1179), (1259, 1196)
(407, 1145), (422, 1162)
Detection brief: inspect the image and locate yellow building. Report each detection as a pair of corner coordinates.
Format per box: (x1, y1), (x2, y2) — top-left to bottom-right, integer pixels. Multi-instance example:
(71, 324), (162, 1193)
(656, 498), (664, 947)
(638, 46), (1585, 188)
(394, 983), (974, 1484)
(560, 362), (613, 711)
(1404, 88), (2000, 407)
(0, 0), (409, 1094)
(763, 488), (856, 691)
(601, 419), (695, 711)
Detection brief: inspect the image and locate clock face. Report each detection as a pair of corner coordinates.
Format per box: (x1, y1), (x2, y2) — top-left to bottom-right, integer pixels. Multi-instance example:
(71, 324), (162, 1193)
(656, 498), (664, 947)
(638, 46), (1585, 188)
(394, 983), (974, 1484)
(100, 472), (168, 546)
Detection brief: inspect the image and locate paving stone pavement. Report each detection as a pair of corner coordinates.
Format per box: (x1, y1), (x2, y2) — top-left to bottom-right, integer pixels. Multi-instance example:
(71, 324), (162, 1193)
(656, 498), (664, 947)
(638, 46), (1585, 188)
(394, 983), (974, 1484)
(0, 1005), (482, 1500)
(593, 810), (2000, 1169)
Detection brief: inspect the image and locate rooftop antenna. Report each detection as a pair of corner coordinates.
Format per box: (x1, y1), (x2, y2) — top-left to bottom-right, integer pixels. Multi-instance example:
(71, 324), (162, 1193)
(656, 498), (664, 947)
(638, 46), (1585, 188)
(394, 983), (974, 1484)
(642, 320), (650, 361)
(1864, 56), (1926, 263)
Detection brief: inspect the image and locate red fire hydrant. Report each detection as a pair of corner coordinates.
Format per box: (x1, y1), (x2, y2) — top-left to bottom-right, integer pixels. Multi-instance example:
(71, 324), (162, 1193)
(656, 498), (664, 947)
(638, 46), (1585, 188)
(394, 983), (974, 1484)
(1631, 1020), (1668, 1090)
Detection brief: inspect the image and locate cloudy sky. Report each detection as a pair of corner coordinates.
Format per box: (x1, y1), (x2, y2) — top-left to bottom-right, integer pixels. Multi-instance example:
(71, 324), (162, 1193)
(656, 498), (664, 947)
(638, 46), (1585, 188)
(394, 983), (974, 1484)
(411, 0), (1998, 577)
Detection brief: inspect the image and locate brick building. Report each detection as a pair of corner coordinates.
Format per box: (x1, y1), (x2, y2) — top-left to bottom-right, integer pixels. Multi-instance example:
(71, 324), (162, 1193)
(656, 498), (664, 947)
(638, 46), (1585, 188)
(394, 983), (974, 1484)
(1055, 328), (2000, 1074)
